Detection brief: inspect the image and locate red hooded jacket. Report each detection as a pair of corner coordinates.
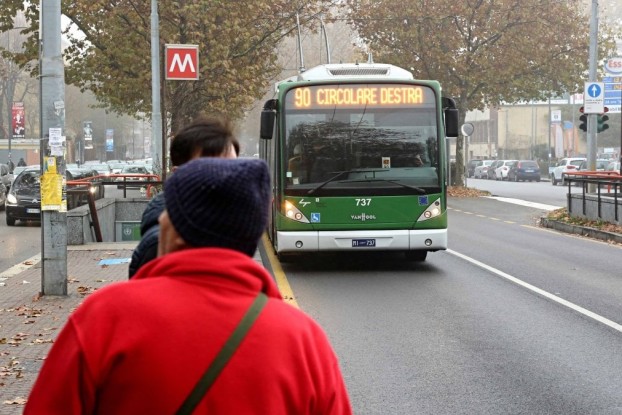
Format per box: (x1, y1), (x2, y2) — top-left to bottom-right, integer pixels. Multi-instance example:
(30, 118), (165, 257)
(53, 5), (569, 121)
(25, 248), (352, 414)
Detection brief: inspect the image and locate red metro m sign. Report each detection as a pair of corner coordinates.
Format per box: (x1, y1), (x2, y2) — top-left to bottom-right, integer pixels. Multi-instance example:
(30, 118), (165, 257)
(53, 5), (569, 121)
(165, 44), (199, 80)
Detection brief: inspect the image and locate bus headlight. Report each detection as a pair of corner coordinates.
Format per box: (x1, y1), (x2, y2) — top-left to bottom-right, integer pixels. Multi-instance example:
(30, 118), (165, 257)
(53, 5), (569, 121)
(417, 198), (442, 222)
(284, 200), (310, 223)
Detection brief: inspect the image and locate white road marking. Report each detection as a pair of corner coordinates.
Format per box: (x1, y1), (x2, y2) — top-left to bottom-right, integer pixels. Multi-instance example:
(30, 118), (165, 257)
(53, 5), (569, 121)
(484, 196), (561, 211)
(447, 249), (622, 333)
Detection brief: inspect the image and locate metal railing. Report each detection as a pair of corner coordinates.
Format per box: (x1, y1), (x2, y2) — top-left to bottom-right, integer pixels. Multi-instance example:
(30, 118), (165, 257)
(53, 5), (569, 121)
(66, 173), (162, 242)
(564, 171), (622, 223)
(103, 173), (163, 198)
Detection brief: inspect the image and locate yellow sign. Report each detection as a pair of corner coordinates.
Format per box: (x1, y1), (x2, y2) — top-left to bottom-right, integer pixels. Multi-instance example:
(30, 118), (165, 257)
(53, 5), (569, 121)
(41, 173), (62, 211)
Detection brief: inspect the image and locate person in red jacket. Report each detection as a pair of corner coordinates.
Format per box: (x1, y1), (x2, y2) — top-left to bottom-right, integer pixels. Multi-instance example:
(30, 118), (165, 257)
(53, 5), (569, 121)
(25, 157), (352, 415)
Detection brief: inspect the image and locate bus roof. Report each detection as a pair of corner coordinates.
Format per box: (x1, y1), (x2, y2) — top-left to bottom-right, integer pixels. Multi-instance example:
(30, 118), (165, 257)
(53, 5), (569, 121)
(275, 63), (414, 91)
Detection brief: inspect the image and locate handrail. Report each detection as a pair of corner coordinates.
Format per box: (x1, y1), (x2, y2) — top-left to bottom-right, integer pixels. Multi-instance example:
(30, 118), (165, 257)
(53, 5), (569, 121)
(65, 173), (163, 242)
(68, 173), (163, 198)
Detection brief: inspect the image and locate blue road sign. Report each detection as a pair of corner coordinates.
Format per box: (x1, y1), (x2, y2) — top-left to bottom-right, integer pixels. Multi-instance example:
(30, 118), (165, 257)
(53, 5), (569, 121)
(584, 82), (605, 113)
(586, 83), (602, 98)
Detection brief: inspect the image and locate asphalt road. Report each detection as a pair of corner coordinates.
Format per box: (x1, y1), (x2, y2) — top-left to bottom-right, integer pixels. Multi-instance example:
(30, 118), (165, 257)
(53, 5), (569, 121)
(280, 194), (622, 414)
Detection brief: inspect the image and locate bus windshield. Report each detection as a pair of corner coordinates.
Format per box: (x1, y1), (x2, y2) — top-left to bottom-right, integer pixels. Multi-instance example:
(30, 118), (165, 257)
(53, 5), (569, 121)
(283, 83), (440, 196)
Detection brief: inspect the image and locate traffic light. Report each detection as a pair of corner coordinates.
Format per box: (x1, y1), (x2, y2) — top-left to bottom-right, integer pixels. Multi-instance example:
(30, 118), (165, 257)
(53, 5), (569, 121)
(579, 114), (588, 132)
(597, 114), (609, 133)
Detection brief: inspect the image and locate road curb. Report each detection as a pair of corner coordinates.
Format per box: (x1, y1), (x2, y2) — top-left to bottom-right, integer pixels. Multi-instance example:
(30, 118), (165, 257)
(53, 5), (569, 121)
(540, 217), (622, 244)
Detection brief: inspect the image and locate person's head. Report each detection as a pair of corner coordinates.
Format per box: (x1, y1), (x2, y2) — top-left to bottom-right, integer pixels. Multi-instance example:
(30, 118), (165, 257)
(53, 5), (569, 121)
(158, 158), (270, 257)
(169, 116), (240, 168)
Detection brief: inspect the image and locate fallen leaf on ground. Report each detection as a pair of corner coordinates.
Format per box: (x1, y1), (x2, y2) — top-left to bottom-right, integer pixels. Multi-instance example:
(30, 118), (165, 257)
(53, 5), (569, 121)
(3, 397), (27, 405)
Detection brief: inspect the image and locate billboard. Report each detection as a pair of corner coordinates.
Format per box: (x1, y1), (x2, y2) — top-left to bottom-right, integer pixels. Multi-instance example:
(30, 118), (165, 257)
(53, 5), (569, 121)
(12, 102), (25, 138)
(106, 129), (114, 152)
(84, 121), (93, 149)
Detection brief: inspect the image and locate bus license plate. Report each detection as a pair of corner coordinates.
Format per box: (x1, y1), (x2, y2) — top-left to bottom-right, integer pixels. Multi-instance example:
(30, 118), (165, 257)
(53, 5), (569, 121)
(352, 238), (375, 247)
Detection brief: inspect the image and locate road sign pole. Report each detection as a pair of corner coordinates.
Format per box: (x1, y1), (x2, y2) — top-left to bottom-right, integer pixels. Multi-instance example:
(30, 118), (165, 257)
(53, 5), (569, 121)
(586, 0), (599, 182)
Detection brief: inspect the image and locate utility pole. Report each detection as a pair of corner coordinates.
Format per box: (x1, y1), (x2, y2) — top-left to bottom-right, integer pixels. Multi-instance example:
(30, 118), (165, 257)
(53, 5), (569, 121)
(40, 0), (67, 295)
(587, 0), (599, 176)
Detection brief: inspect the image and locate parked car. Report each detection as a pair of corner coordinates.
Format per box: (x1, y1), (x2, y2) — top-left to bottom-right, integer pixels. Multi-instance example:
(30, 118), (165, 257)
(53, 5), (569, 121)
(486, 160), (502, 180)
(0, 163), (12, 191)
(5, 166), (41, 226)
(494, 160), (517, 181)
(108, 162), (127, 175)
(116, 165), (150, 188)
(508, 160), (541, 182)
(66, 164), (100, 181)
(577, 159), (610, 172)
(89, 163), (113, 177)
(606, 161), (620, 174)
(473, 160), (494, 179)
(550, 157), (586, 186)
(467, 159), (483, 178)
(0, 182), (6, 208)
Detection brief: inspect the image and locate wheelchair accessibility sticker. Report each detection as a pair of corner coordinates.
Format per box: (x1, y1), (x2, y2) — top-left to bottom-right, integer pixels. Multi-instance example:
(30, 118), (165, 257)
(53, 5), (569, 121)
(311, 213), (321, 223)
(418, 196), (429, 205)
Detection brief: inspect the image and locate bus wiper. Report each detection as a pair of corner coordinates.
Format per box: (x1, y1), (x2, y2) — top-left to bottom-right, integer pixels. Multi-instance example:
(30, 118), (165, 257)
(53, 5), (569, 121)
(345, 179), (426, 194)
(307, 170), (351, 195)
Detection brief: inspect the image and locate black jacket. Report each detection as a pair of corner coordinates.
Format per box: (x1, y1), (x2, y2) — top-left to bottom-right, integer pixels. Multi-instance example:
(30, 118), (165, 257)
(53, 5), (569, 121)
(128, 192), (165, 278)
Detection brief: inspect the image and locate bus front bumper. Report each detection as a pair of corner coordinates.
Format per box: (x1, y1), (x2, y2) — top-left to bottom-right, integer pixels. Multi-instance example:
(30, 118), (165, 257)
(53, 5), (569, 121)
(276, 229), (447, 253)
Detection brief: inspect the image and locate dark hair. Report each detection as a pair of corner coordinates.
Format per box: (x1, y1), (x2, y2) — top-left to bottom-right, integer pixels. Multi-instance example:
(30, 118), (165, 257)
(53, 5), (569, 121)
(169, 116), (240, 167)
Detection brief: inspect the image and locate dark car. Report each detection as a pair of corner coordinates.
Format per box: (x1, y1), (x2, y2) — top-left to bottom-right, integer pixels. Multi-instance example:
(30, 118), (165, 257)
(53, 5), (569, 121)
(508, 160), (541, 182)
(5, 166), (42, 226)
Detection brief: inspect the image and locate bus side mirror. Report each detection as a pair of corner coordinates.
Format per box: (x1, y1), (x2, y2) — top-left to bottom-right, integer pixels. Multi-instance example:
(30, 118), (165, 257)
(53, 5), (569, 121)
(260, 99), (277, 140)
(444, 108), (459, 138)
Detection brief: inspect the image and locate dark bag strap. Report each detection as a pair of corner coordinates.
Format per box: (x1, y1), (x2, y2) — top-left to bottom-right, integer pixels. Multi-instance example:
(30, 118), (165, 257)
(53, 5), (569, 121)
(176, 292), (268, 415)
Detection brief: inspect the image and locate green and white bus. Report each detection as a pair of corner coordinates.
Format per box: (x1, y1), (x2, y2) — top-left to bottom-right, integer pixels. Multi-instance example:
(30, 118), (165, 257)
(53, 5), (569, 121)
(259, 62), (458, 261)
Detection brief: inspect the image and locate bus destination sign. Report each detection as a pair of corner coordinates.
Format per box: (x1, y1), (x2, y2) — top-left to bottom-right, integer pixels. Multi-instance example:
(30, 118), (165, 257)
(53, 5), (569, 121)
(290, 85), (433, 109)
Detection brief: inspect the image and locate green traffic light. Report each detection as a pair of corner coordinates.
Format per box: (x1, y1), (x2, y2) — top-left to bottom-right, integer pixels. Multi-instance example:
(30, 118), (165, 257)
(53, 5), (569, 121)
(597, 114), (609, 133)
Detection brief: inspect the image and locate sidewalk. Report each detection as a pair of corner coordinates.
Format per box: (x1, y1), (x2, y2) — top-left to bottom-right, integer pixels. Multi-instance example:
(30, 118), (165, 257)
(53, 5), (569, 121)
(0, 243), (264, 413)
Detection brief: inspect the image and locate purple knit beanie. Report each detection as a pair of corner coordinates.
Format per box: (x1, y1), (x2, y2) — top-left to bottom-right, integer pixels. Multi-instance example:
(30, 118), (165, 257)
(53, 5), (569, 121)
(164, 158), (271, 256)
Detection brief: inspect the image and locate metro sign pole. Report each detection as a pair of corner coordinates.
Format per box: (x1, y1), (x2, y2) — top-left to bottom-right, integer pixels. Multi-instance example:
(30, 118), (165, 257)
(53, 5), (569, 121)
(162, 44), (199, 180)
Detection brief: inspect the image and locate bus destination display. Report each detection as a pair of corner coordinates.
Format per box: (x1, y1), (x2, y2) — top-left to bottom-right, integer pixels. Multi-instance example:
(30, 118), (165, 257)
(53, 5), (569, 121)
(290, 85), (434, 109)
